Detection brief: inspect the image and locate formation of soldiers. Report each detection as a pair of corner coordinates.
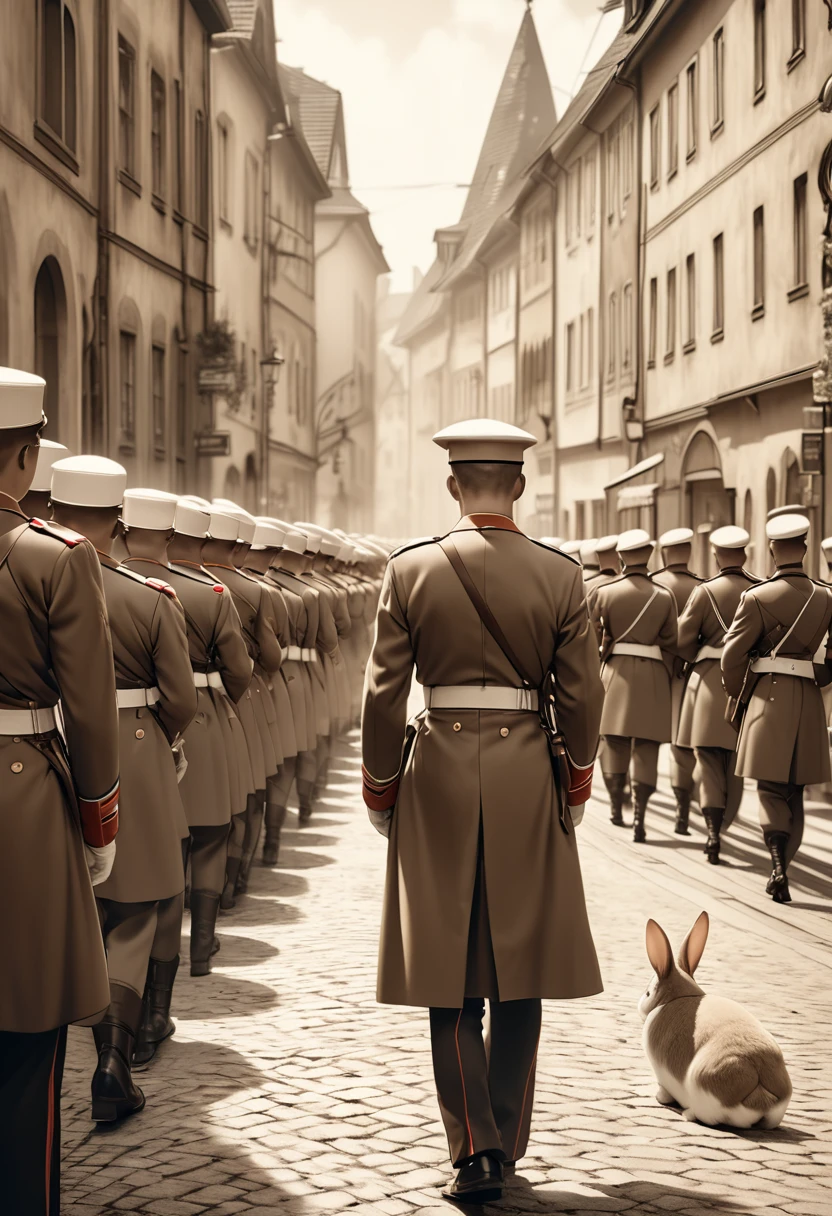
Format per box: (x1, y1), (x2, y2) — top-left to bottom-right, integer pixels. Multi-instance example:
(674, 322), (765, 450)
(542, 519), (832, 906)
(0, 368), (385, 1215)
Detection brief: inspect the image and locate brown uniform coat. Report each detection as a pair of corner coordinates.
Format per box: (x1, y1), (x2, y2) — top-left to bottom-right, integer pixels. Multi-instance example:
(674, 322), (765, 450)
(244, 568), (298, 760)
(363, 516), (604, 1008)
(306, 570), (351, 729)
(95, 557), (196, 903)
(266, 568), (314, 753)
(273, 569), (330, 737)
(721, 569), (832, 784)
(651, 566), (702, 743)
(590, 567), (678, 742)
(676, 568), (758, 750)
(0, 507), (118, 1032)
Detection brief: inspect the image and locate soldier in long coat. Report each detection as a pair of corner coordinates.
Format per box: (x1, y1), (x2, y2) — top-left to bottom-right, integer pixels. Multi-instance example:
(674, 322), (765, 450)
(50, 456), (196, 1124)
(362, 419), (603, 1206)
(722, 513), (832, 902)
(590, 530), (678, 840)
(676, 526), (759, 863)
(0, 371), (120, 1215)
(650, 528), (703, 835)
(583, 535), (619, 599)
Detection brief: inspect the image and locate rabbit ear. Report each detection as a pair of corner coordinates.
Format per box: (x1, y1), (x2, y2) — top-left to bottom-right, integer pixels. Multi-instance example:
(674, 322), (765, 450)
(645, 919), (673, 980)
(677, 911), (709, 976)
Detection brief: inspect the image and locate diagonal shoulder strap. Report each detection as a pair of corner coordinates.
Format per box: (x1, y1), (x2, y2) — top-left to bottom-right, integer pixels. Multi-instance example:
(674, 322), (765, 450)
(703, 584), (730, 634)
(618, 587), (660, 643)
(439, 537), (535, 688)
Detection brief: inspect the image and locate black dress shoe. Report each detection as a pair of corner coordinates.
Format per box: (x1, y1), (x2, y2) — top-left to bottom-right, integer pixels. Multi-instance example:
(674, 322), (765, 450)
(443, 1152), (504, 1204)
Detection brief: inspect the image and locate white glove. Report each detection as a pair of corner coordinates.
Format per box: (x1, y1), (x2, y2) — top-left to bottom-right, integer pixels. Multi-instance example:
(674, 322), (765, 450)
(568, 803), (585, 828)
(172, 740), (188, 784)
(85, 841), (116, 886)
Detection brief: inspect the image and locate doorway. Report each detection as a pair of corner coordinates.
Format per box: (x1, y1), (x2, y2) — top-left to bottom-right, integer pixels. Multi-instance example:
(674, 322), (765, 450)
(34, 257), (67, 442)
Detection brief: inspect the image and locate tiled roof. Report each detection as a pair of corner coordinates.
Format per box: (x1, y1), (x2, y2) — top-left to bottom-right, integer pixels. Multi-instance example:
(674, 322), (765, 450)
(393, 258), (448, 346)
(225, 0), (257, 34)
(278, 64), (341, 181)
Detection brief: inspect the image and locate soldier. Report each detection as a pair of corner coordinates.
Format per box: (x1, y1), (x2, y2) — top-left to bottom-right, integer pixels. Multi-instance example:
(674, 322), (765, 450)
(722, 514), (832, 902)
(18, 437), (68, 518)
(363, 419), (603, 1206)
(579, 538), (600, 582)
(650, 527), (703, 835)
(0, 370), (119, 1215)
(50, 456), (196, 1122)
(590, 530), (678, 839)
(561, 538), (582, 560)
(676, 526), (758, 864)
(584, 536), (619, 598)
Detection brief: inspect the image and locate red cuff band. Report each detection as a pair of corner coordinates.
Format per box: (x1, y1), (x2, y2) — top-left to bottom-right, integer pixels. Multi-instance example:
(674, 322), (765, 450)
(568, 764), (594, 807)
(78, 784), (120, 847)
(362, 765), (399, 813)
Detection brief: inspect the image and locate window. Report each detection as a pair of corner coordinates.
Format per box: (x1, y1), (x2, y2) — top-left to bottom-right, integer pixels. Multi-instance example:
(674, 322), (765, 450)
(194, 110), (208, 229)
(151, 72), (165, 201)
(712, 233), (724, 337)
(667, 83), (679, 177)
(607, 292), (617, 379)
(665, 267), (676, 360)
(712, 29), (724, 132)
(792, 174), (808, 292)
(566, 322), (575, 393)
(648, 277), (658, 367)
(586, 151), (596, 233)
(176, 340), (188, 462)
(579, 314), (586, 389)
(40, 0), (77, 154)
(606, 133), (616, 220)
(587, 308), (594, 387)
(217, 120), (230, 223)
(574, 161), (582, 240)
(649, 106), (660, 188)
(622, 282), (633, 371)
(686, 61), (698, 159)
(118, 36), (135, 177)
(684, 254), (696, 351)
(244, 151), (259, 247)
(173, 81), (183, 214)
(790, 0), (805, 66)
(753, 0), (766, 101)
(152, 344), (165, 455)
(753, 206), (765, 317)
(622, 115), (634, 204)
(119, 330), (136, 447)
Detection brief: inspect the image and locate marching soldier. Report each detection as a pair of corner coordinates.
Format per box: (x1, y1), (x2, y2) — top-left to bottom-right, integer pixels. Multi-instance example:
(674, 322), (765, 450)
(560, 539), (582, 561)
(584, 536), (619, 598)
(722, 514), (832, 902)
(0, 370), (119, 1215)
(19, 437), (68, 518)
(651, 528), (703, 835)
(363, 419), (603, 1206)
(676, 527), (759, 863)
(49, 455), (196, 1123)
(590, 530), (678, 839)
(579, 538), (600, 583)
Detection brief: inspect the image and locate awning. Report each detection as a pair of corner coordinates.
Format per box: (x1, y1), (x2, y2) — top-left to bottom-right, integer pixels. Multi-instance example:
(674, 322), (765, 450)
(604, 451), (664, 491)
(617, 482), (659, 511)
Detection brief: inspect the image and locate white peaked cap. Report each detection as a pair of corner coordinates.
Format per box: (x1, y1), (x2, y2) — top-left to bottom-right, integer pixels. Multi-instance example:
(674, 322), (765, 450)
(560, 540), (583, 555)
(251, 520), (285, 549)
(710, 525), (750, 550)
(0, 367), (46, 429)
(617, 528), (654, 553)
(179, 494), (211, 509)
(595, 534), (618, 554)
(51, 455), (127, 507)
(821, 536), (832, 555)
(766, 513), (810, 541)
(290, 522), (321, 554)
(174, 500), (210, 538)
(122, 488), (178, 531)
(540, 536), (565, 549)
(255, 517), (288, 547)
(31, 439), (69, 491)
(268, 517), (307, 555)
(210, 501), (256, 544)
(579, 538), (599, 563)
(433, 418), (537, 463)
(207, 506), (241, 542)
(659, 527), (694, 547)
(337, 542), (355, 562)
(296, 521), (341, 557)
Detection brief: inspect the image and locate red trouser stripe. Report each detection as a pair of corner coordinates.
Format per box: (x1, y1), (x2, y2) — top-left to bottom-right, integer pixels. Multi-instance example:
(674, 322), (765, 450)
(45, 1032), (59, 1213)
(454, 1008), (474, 1159)
(512, 1028), (541, 1162)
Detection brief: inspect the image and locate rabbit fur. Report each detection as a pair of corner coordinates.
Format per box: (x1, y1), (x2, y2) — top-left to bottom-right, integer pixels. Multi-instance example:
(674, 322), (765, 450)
(639, 911), (792, 1129)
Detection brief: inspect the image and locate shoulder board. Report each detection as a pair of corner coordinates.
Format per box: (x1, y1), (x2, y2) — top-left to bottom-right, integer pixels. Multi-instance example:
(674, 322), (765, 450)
(169, 562), (221, 589)
(388, 535), (441, 561)
(527, 537), (580, 565)
(144, 576), (178, 600)
(28, 517), (84, 547)
(649, 567), (668, 578)
(594, 572), (626, 588)
(113, 563), (151, 585)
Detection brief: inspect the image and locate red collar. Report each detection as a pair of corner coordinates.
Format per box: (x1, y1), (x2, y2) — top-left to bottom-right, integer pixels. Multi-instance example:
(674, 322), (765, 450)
(454, 513), (523, 534)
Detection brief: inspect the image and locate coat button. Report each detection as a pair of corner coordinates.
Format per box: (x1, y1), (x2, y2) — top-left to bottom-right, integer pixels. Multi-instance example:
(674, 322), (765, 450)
(136, 728), (145, 739)
(500, 727), (510, 737)
(10, 761), (23, 773)
(453, 722), (462, 732)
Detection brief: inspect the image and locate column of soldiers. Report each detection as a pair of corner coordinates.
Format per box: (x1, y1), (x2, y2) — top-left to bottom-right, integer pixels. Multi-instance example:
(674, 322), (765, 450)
(0, 368), (385, 1216)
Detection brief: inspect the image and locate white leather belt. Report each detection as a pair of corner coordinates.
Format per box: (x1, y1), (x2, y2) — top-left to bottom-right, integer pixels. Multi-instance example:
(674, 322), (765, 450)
(302, 648), (317, 663)
(117, 687), (161, 708)
(695, 645), (724, 663)
(193, 672), (224, 689)
(750, 657), (816, 679)
(424, 686), (537, 712)
(0, 706), (57, 735)
(286, 645), (303, 661)
(611, 642), (663, 661)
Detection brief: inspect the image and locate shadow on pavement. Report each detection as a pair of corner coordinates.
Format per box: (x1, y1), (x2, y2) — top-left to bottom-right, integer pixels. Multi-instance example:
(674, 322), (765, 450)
(489, 1175), (756, 1214)
(210, 933), (279, 966)
(276, 847), (337, 869)
(174, 972), (280, 1020)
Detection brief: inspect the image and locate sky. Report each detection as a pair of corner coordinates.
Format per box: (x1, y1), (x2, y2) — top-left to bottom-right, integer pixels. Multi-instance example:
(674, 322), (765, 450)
(274, 0), (623, 292)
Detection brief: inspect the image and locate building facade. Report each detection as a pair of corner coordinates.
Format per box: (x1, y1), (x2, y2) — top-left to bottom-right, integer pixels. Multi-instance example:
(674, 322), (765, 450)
(374, 276), (412, 537)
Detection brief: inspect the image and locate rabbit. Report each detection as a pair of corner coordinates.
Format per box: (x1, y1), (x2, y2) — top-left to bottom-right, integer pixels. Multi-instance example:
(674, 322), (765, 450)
(638, 911), (792, 1129)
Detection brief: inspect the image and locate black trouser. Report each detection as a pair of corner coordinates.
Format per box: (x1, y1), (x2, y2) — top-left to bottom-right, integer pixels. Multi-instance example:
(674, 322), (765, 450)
(0, 1025), (67, 1215)
(758, 780), (805, 866)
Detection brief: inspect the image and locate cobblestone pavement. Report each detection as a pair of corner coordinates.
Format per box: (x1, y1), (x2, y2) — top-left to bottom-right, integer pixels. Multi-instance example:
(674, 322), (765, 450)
(62, 733), (832, 1216)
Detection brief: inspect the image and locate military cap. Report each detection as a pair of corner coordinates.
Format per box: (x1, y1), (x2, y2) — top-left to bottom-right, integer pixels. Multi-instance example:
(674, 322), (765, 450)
(51, 455), (126, 507)
(659, 527), (694, 547)
(0, 367), (46, 429)
(560, 540), (583, 556)
(433, 418), (537, 463)
(539, 536), (565, 549)
(31, 439), (69, 491)
(288, 523), (320, 555)
(174, 500), (210, 538)
(617, 528), (654, 553)
(122, 488), (178, 531)
(821, 536), (832, 556)
(579, 538), (599, 563)
(767, 504), (803, 522)
(210, 500), (256, 544)
(207, 504), (242, 542)
(179, 494), (211, 509)
(595, 534), (618, 554)
(710, 525), (749, 549)
(251, 519), (285, 550)
(295, 521), (341, 557)
(766, 513), (810, 541)
(337, 541), (355, 562)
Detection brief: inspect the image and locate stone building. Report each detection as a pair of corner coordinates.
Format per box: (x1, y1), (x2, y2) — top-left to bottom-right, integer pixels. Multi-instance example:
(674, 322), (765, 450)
(374, 276), (412, 538)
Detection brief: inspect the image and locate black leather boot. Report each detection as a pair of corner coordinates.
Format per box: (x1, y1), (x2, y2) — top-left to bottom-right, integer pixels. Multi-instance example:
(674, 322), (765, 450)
(236, 792), (265, 893)
(221, 856), (241, 910)
(133, 958), (179, 1069)
(262, 802), (287, 866)
(190, 890), (222, 977)
(701, 807), (724, 865)
(673, 787), (692, 836)
(632, 782), (654, 843)
(764, 831), (791, 903)
(603, 772), (627, 826)
(91, 983), (146, 1122)
(443, 1152), (504, 1205)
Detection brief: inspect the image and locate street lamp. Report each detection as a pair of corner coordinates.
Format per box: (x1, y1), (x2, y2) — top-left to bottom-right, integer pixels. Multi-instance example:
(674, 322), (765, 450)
(259, 348), (285, 512)
(622, 396), (644, 444)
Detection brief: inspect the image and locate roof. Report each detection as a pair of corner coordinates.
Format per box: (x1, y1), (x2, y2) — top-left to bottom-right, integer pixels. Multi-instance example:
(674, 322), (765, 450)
(192, 0), (232, 34)
(224, 0), (257, 34)
(278, 64), (342, 181)
(393, 258), (448, 346)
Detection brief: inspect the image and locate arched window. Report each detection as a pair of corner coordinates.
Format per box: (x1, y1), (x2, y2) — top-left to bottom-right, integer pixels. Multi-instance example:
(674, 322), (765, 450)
(40, 1), (77, 153)
(223, 465), (241, 499)
(244, 452), (258, 514)
(766, 467), (776, 514)
(34, 257), (67, 442)
(784, 452), (802, 507)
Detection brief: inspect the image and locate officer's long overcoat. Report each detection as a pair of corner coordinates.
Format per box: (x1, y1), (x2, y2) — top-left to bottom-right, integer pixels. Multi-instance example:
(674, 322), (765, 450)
(362, 516), (604, 1008)
(651, 565), (702, 742)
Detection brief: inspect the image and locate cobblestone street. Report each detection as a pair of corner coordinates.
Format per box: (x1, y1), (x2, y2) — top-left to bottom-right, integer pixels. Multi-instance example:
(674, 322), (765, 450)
(62, 733), (832, 1216)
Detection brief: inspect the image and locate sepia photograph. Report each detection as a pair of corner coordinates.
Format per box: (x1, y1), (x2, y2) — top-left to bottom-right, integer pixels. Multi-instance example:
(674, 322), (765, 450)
(0, 1), (831, 1213)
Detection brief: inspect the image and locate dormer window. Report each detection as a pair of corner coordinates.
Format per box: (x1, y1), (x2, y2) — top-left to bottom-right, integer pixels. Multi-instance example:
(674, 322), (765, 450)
(624, 0), (649, 30)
